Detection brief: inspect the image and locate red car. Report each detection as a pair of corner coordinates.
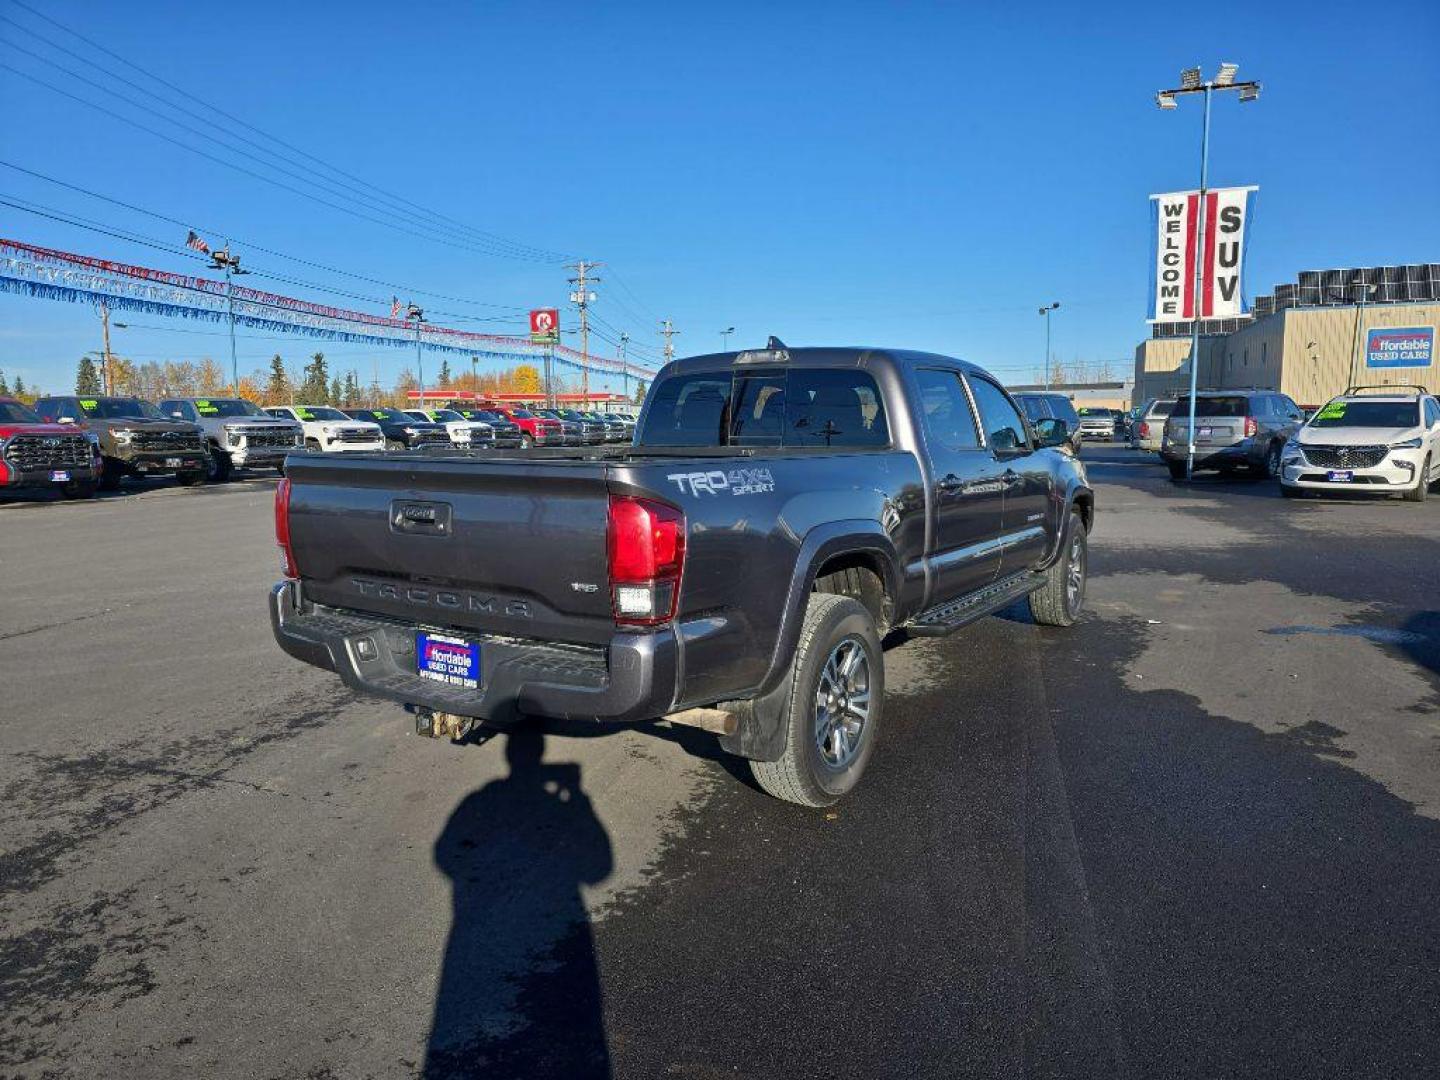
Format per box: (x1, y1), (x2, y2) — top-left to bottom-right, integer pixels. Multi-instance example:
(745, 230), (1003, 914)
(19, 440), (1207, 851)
(491, 406), (566, 448)
(0, 396), (102, 499)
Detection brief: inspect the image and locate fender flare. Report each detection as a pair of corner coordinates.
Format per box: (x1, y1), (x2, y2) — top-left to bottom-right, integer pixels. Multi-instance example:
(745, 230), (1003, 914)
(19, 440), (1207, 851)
(1037, 481), (1094, 569)
(717, 520), (900, 763)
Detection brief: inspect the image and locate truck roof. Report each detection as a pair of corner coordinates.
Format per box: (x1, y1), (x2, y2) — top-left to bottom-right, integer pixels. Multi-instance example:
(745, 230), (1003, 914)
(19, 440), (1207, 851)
(663, 346), (988, 378)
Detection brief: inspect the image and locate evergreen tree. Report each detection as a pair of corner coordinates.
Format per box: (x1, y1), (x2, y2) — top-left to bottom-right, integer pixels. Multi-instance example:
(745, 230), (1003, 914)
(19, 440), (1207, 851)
(342, 371), (360, 407)
(265, 355), (291, 403)
(437, 359), (452, 388)
(300, 351), (330, 402)
(76, 355), (102, 395)
(329, 376), (343, 405)
(633, 380), (647, 405)
(0, 370), (9, 395)
(13, 375), (26, 398)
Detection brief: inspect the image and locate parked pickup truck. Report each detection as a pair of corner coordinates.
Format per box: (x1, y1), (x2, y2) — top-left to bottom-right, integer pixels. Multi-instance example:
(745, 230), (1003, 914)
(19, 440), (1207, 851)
(0, 396), (101, 498)
(35, 394), (210, 490)
(270, 343), (1092, 805)
(160, 397), (304, 480)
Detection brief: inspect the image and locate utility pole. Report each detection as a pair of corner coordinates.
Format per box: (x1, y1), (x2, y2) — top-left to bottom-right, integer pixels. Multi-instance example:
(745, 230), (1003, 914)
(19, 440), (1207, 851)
(206, 242), (248, 396)
(618, 331), (630, 401)
(568, 261), (602, 403)
(661, 318), (679, 364)
(406, 303), (426, 408)
(1038, 302), (1060, 389)
(1156, 62), (1261, 480)
(98, 300), (114, 394)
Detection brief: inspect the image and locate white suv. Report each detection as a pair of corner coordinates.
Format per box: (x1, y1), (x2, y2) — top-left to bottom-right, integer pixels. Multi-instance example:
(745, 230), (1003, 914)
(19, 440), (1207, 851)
(265, 405), (385, 453)
(1280, 389), (1440, 502)
(403, 408), (495, 448)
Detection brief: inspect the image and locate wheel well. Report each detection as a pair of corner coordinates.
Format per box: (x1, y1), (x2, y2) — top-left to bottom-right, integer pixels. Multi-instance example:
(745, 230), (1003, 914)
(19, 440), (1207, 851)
(812, 552), (890, 632)
(1073, 492), (1094, 532)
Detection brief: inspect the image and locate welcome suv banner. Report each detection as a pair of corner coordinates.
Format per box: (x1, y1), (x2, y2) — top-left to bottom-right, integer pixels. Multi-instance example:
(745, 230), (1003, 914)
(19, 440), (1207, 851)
(1149, 186), (1257, 322)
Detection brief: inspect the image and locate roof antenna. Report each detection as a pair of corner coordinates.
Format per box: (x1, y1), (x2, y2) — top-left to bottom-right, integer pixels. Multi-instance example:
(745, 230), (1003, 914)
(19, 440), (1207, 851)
(766, 335), (786, 350)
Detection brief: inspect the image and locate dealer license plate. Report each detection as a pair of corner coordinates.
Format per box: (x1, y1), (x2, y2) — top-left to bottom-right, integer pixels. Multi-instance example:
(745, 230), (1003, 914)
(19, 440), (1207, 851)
(1197, 426), (1213, 439)
(50, 470), (70, 482)
(165, 457), (183, 468)
(416, 631), (481, 689)
(1327, 470), (1353, 482)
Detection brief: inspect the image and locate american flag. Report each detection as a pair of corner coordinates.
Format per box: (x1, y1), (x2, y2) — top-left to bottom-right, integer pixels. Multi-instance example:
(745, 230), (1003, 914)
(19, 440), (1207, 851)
(185, 230), (210, 255)
(389, 296), (401, 319)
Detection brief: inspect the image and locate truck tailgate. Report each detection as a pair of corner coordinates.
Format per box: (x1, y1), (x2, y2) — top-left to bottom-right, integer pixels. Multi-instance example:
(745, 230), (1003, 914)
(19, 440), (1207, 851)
(285, 453), (617, 645)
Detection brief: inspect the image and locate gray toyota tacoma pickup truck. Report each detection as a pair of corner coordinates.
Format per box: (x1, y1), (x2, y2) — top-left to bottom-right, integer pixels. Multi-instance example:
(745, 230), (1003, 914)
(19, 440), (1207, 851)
(271, 343), (1093, 805)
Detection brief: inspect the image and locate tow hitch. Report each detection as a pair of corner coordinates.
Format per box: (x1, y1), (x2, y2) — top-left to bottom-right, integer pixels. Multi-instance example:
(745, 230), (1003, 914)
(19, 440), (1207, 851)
(412, 708), (475, 741)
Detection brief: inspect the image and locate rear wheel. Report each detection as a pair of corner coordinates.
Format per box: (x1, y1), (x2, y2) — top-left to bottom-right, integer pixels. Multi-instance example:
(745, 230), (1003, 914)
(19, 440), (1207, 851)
(1404, 454), (1431, 503)
(1254, 441), (1282, 479)
(749, 593), (883, 807)
(1030, 507), (1087, 627)
(1167, 460), (1187, 481)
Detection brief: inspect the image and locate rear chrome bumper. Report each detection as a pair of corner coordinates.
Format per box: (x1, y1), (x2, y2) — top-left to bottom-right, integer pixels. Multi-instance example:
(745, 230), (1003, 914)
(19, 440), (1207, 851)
(270, 580), (679, 724)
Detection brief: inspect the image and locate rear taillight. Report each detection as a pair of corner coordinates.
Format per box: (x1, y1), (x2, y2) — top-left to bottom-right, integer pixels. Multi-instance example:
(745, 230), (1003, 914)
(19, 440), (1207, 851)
(274, 477), (299, 578)
(1244, 416), (1258, 438)
(607, 494), (685, 626)
(1138, 421), (1150, 438)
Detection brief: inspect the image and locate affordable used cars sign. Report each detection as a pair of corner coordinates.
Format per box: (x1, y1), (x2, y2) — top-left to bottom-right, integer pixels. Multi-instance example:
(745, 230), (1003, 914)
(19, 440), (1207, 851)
(1149, 186), (1257, 322)
(1366, 326), (1433, 368)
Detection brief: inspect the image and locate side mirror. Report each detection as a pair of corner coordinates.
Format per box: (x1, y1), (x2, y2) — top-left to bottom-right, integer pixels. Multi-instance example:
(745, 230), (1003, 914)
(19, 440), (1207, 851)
(1034, 418), (1070, 448)
(56, 416), (76, 425)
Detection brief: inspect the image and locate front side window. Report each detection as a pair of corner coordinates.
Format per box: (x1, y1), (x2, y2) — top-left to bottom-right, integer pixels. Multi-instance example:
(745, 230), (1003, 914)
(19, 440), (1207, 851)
(915, 369), (980, 451)
(967, 377), (1029, 452)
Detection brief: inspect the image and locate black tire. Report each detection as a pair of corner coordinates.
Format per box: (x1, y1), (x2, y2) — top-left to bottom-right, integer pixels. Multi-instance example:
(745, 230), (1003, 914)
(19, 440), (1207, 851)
(275, 464), (287, 476)
(98, 458), (123, 492)
(1167, 460), (1187, 481)
(385, 438), (406, 452)
(61, 481), (97, 500)
(1253, 441), (1282, 479)
(1404, 455), (1430, 503)
(520, 433), (535, 450)
(749, 593), (883, 807)
(1030, 507), (1087, 627)
(175, 470), (206, 487)
(208, 448), (233, 482)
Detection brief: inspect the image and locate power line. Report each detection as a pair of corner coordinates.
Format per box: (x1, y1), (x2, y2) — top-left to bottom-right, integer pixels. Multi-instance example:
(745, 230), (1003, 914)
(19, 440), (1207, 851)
(4, 0), (572, 263)
(0, 159), (531, 314)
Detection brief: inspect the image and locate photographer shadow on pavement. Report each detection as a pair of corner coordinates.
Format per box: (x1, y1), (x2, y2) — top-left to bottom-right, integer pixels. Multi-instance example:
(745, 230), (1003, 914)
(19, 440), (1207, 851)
(424, 724), (614, 1079)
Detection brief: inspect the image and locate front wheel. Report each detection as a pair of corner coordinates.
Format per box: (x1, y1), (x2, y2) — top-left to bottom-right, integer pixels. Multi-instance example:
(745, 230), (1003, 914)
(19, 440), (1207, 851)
(749, 593), (883, 807)
(98, 458), (124, 491)
(208, 448), (233, 482)
(384, 438), (406, 452)
(520, 433), (535, 450)
(1253, 441), (1282, 479)
(1167, 460), (1187, 481)
(1404, 455), (1431, 503)
(1030, 507), (1087, 627)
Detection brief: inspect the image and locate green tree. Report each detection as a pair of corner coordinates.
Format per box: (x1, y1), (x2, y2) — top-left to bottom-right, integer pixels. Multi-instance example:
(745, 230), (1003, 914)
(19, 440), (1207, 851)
(329, 375), (342, 405)
(437, 359), (452, 388)
(265, 355), (291, 404)
(342, 370), (360, 407)
(0, 370), (9, 395)
(75, 355), (102, 395)
(13, 375), (26, 399)
(633, 380), (647, 405)
(300, 351), (329, 403)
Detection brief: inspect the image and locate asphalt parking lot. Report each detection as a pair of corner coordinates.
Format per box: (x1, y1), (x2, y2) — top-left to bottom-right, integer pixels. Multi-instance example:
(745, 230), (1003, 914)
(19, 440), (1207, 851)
(2, 446), (1438, 1079)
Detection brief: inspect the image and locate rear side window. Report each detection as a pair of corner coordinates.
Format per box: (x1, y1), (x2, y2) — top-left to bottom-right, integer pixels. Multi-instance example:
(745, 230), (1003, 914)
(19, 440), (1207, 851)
(1017, 396), (1051, 421)
(1046, 396), (1080, 425)
(639, 369), (890, 448)
(1150, 400), (1176, 417)
(915, 369), (980, 450)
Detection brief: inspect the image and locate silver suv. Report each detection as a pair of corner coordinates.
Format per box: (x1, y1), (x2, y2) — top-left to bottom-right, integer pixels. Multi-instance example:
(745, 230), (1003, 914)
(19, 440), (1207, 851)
(1162, 389), (1306, 481)
(1130, 397), (1176, 451)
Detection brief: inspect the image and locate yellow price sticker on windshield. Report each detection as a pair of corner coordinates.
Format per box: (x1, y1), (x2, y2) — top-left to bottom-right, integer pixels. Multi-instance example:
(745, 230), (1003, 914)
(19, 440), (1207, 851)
(296, 408), (314, 420)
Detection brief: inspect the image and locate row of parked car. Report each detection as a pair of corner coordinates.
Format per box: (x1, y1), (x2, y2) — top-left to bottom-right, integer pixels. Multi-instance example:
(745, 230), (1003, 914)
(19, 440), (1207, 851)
(0, 393), (639, 499)
(1127, 386), (1440, 502)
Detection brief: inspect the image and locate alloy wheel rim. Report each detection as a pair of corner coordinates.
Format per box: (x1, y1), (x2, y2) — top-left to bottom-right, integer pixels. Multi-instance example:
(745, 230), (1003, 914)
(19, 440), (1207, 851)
(1066, 531), (1086, 613)
(814, 637), (871, 769)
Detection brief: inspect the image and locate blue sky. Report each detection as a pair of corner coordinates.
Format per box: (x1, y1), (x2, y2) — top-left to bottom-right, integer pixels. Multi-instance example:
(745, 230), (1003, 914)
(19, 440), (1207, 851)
(1, 0), (1437, 395)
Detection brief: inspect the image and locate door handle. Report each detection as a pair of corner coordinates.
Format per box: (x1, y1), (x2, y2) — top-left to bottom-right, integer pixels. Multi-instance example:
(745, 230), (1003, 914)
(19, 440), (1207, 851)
(1002, 469), (1023, 487)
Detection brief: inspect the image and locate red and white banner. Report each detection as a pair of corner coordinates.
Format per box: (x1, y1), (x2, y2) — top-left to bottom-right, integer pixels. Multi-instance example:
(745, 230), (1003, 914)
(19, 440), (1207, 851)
(1149, 186), (1257, 322)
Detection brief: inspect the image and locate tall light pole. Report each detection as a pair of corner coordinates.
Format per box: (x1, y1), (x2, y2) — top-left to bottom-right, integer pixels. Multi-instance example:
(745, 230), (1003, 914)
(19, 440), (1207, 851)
(1038, 303), (1060, 389)
(619, 331), (630, 401)
(720, 326), (735, 352)
(207, 243), (249, 396)
(406, 303), (426, 407)
(568, 261), (602, 403)
(1156, 62), (1261, 480)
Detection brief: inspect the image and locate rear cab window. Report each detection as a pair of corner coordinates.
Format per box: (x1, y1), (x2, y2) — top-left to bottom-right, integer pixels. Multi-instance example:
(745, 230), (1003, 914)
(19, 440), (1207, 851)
(639, 368), (890, 449)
